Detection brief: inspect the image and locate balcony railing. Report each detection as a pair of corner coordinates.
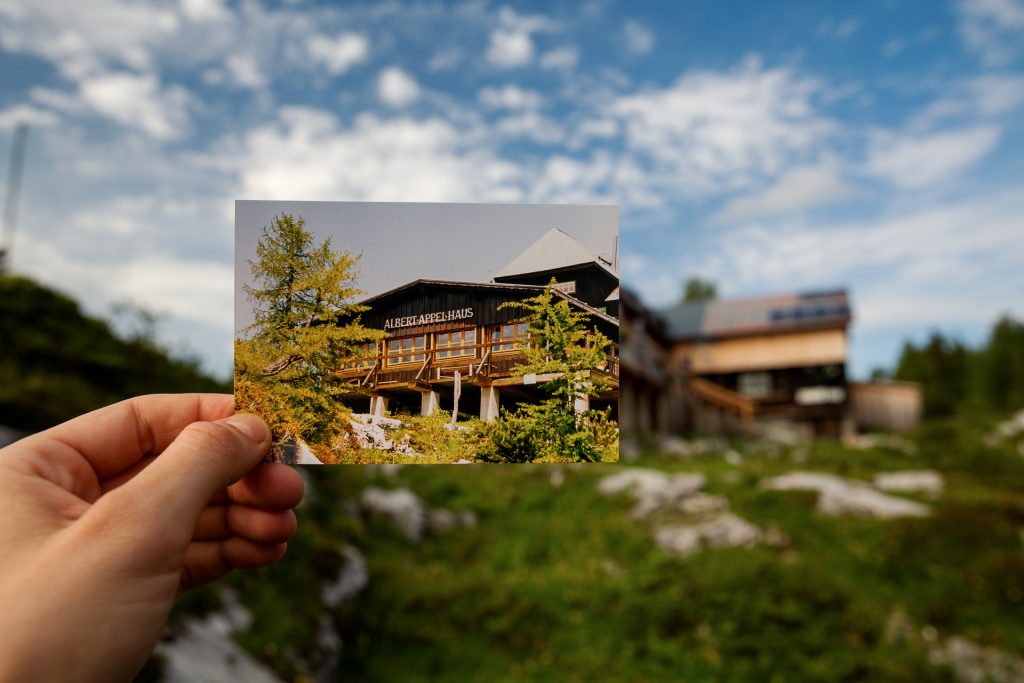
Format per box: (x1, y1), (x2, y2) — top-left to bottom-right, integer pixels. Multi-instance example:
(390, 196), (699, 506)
(335, 340), (619, 390)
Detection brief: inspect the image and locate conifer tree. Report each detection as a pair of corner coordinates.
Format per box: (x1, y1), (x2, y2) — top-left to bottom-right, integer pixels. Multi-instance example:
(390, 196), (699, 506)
(235, 213), (382, 449)
(492, 280), (616, 462)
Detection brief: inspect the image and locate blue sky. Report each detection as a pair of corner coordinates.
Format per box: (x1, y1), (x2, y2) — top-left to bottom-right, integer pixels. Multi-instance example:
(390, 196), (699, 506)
(1, 0), (1022, 379)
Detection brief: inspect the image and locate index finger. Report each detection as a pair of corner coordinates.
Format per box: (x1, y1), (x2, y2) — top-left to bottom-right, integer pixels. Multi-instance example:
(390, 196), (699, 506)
(25, 393), (235, 479)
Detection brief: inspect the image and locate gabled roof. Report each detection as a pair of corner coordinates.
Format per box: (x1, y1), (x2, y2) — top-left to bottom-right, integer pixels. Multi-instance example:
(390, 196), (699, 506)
(359, 278), (618, 327)
(659, 289), (851, 341)
(494, 228), (617, 280)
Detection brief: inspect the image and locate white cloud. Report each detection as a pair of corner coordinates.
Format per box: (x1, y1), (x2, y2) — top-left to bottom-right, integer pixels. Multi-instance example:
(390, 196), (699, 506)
(494, 111), (564, 144)
(957, 0), (1024, 65)
(816, 16), (862, 40)
(428, 48), (461, 72)
(485, 6), (556, 68)
(179, 0), (230, 24)
(78, 71), (192, 140)
(0, 104), (60, 130)
(225, 53), (266, 89)
(478, 85), (542, 109)
(229, 107), (524, 202)
(715, 165), (853, 222)
(623, 20), (655, 55)
(0, 0), (182, 80)
(612, 58), (833, 196)
(710, 191), (1024, 330)
(377, 67), (420, 108)
(539, 46), (579, 71)
(307, 32), (370, 76)
(864, 125), (1000, 188)
(487, 29), (534, 67)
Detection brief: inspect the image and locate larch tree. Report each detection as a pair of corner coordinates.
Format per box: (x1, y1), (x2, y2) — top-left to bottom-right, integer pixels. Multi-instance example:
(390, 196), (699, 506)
(235, 213), (383, 450)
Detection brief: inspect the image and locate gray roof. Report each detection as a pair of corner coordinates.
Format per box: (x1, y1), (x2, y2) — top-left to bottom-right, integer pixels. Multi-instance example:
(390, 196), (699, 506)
(494, 227), (617, 279)
(658, 290), (851, 340)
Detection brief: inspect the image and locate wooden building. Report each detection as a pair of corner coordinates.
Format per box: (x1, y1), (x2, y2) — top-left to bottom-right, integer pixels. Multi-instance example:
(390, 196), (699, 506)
(336, 229), (619, 421)
(621, 289), (854, 439)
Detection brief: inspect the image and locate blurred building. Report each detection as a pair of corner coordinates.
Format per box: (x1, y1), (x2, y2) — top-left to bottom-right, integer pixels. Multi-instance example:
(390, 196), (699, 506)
(336, 228), (619, 421)
(622, 288), (881, 439)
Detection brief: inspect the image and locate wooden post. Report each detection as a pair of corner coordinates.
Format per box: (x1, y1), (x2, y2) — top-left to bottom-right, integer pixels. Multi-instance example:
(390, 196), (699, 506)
(451, 370), (461, 426)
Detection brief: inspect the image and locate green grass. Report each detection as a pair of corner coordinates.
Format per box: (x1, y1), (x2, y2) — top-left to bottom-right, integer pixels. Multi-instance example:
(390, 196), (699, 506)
(170, 412), (1024, 681)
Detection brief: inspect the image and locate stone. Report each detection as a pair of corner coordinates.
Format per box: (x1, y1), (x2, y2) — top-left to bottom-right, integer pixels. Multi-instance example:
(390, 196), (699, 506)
(677, 493), (729, 515)
(762, 471), (931, 519)
(361, 487), (426, 541)
(874, 470), (944, 498)
(322, 546), (368, 608)
(991, 409), (1024, 442)
(598, 468), (706, 518)
(654, 513), (762, 557)
(157, 618), (282, 683)
(842, 433), (918, 455)
(929, 636), (1024, 683)
(549, 466), (565, 487)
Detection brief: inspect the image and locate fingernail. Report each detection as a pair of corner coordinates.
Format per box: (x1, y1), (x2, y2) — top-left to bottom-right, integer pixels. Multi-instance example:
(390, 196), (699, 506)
(225, 414), (269, 443)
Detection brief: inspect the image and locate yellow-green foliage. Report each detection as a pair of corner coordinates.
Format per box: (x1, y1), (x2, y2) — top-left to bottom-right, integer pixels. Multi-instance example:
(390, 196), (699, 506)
(236, 214), (383, 448)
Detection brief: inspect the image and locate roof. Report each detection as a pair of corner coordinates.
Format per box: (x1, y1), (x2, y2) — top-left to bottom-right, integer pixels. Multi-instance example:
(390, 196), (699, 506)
(659, 289), (851, 341)
(494, 228), (618, 280)
(359, 278), (618, 327)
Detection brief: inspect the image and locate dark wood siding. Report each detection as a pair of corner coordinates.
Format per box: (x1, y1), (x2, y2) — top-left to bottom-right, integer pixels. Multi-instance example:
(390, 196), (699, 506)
(362, 284), (540, 336)
(494, 263), (618, 313)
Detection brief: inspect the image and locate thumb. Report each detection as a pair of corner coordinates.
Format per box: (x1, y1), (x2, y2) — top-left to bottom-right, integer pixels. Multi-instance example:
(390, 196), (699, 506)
(109, 414), (271, 541)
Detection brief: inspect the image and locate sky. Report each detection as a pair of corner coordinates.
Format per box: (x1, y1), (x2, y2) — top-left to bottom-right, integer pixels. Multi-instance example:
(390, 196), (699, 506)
(1, 0), (1022, 379)
(234, 200), (617, 334)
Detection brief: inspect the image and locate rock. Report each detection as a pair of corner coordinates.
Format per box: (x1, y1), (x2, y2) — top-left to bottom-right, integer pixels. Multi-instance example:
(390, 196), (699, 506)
(598, 468), (706, 518)
(295, 441), (325, 465)
(874, 470), (944, 498)
(362, 486), (476, 540)
(677, 493), (729, 515)
(929, 636), (1024, 683)
(842, 433), (918, 455)
(322, 546), (368, 608)
(757, 421), (809, 446)
(427, 507), (477, 532)
(549, 466), (565, 487)
(657, 436), (728, 459)
(654, 513), (762, 557)
(361, 487), (426, 541)
(157, 618), (282, 683)
(454, 459), (473, 464)
(366, 463), (404, 480)
(724, 449), (743, 466)
(762, 471), (931, 519)
(991, 409), (1024, 442)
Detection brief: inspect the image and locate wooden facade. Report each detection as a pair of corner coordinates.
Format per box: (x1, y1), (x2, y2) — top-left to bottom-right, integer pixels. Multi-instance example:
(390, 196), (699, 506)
(337, 280), (619, 420)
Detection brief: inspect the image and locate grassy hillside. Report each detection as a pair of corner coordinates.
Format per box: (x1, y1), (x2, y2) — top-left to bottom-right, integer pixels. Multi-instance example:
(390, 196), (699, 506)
(172, 412), (1024, 682)
(0, 274), (229, 431)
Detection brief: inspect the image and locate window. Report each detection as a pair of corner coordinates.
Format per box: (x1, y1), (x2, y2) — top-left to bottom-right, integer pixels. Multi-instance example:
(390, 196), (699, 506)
(738, 372), (772, 398)
(436, 328), (476, 359)
(552, 281), (576, 294)
(489, 322), (529, 352)
(350, 341), (377, 369)
(387, 334), (426, 366)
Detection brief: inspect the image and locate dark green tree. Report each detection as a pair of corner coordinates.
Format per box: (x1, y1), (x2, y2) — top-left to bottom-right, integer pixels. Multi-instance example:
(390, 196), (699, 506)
(235, 214), (382, 449)
(980, 315), (1024, 411)
(894, 331), (971, 417)
(681, 277), (717, 304)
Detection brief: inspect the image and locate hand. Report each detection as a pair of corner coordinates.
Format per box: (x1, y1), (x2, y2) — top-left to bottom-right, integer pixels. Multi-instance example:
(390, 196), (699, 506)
(0, 394), (304, 682)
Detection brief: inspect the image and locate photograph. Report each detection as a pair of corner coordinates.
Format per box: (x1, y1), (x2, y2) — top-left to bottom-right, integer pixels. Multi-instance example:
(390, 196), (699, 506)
(234, 201), (620, 464)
